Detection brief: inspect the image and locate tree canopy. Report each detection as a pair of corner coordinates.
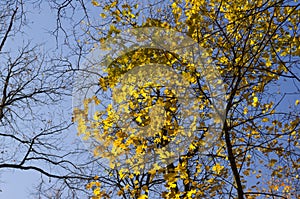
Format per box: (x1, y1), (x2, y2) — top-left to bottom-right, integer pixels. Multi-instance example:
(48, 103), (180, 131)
(1, 0), (298, 198)
(73, 0), (300, 198)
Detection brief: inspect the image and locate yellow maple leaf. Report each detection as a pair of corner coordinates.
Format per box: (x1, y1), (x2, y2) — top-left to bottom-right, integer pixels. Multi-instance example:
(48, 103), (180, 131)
(243, 107), (248, 115)
(118, 169), (127, 179)
(252, 96), (259, 107)
(93, 187), (101, 195)
(269, 159), (277, 167)
(187, 189), (196, 198)
(136, 116), (142, 123)
(212, 163), (224, 174)
(262, 117), (269, 122)
(91, 0), (100, 7)
(100, 13), (106, 18)
(138, 195), (148, 199)
(265, 59), (272, 67)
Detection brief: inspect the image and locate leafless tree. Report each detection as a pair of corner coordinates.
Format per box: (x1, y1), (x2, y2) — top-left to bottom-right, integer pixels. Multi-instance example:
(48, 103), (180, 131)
(0, 1), (104, 198)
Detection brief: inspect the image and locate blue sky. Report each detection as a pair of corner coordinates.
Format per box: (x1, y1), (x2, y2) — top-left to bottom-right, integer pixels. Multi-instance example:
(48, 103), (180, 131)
(1, 2), (63, 198)
(0, 2), (102, 198)
(0, 1), (299, 198)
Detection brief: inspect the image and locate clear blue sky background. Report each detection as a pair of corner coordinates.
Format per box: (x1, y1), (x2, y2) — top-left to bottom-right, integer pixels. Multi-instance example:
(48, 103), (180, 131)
(0, 2), (102, 198)
(0, 1), (298, 199)
(1, 2), (64, 199)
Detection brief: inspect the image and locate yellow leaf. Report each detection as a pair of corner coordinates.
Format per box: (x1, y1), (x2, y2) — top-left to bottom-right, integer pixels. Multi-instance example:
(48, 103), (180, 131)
(117, 190), (124, 196)
(91, 0), (100, 6)
(92, 95), (101, 105)
(243, 107), (248, 115)
(86, 182), (92, 190)
(99, 77), (107, 91)
(170, 106), (177, 112)
(100, 13), (106, 18)
(269, 159), (277, 167)
(266, 59), (272, 67)
(243, 169), (250, 176)
(110, 1), (117, 8)
(295, 99), (299, 106)
(138, 195), (148, 199)
(212, 163), (224, 174)
(118, 169), (127, 179)
(136, 116), (142, 123)
(169, 183), (177, 188)
(262, 117), (269, 122)
(252, 96), (259, 107)
(253, 96), (258, 103)
(93, 187), (100, 195)
(187, 189), (196, 198)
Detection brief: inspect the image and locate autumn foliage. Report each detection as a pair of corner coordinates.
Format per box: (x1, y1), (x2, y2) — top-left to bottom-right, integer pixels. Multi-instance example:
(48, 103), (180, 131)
(74, 0), (300, 198)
